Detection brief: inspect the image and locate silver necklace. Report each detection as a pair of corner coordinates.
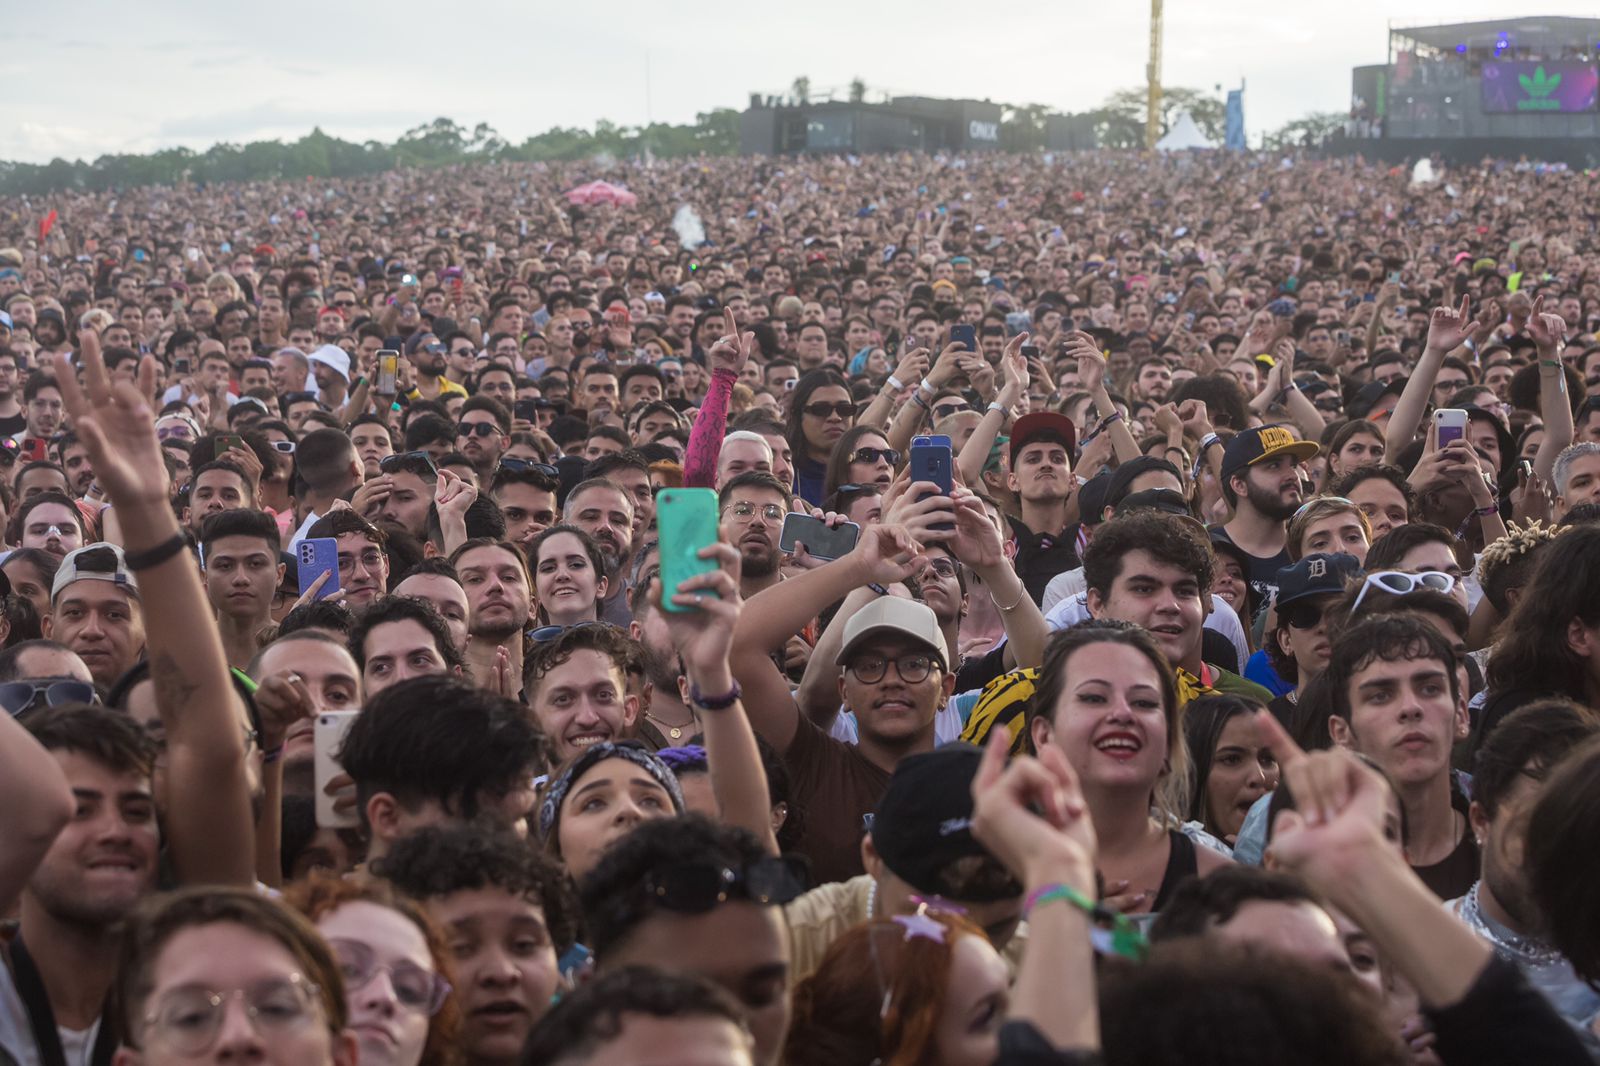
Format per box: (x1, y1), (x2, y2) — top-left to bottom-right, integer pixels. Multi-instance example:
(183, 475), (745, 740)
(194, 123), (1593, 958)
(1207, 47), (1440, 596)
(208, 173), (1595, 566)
(1457, 882), (1562, 967)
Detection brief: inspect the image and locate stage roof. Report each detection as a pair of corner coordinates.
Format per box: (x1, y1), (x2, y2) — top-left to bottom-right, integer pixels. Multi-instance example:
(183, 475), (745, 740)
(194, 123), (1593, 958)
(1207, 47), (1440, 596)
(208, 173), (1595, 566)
(1393, 16), (1600, 51)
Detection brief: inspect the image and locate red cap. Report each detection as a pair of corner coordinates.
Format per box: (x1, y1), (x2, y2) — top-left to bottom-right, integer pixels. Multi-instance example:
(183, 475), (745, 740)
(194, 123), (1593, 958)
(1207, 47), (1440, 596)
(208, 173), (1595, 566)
(1009, 412), (1077, 466)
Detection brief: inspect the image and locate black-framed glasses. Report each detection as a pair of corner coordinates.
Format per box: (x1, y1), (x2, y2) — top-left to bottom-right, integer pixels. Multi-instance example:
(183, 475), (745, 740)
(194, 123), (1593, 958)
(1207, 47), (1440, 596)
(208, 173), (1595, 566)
(851, 446), (900, 466)
(327, 939), (451, 1016)
(380, 450), (438, 475)
(803, 401), (855, 419)
(1283, 601), (1329, 630)
(933, 402), (971, 419)
(0, 678), (99, 717)
(457, 422), (501, 438)
(847, 653), (936, 685)
(498, 456), (559, 478)
(142, 976), (321, 1054)
(529, 620), (614, 643)
(642, 856), (808, 913)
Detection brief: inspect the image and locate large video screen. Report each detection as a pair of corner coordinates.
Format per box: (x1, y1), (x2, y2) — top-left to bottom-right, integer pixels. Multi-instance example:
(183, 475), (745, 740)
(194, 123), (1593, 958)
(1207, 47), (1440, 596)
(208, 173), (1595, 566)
(1481, 61), (1598, 113)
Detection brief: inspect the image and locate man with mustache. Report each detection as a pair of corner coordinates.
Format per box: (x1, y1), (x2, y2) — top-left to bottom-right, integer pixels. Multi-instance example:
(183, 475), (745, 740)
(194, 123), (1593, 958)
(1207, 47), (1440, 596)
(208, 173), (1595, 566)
(1214, 425), (1321, 605)
(717, 472), (790, 600)
(564, 478), (635, 626)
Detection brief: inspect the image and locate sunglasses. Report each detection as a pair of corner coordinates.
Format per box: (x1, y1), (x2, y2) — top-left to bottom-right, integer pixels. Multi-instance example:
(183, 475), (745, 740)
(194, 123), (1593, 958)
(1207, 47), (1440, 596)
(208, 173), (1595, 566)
(529, 620), (613, 643)
(803, 401), (855, 419)
(457, 422), (502, 438)
(0, 678), (99, 717)
(933, 402), (971, 419)
(268, 439), (296, 454)
(380, 450), (438, 475)
(642, 856), (808, 914)
(1349, 570), (1456, 616)
(498, 456), (559, 477)
(1282, 600), (1332, 630)
(851, 446), (900, 466)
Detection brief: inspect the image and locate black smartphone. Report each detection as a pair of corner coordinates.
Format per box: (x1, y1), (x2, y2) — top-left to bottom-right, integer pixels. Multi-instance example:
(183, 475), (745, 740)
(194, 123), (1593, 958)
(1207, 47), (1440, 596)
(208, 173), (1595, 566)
(513, 400), (538, 422)
(174, 357), (191, 375)
(949, 324), (977, 352)
(1020, 344), (1040, 359)
(779, 513), (860, 561)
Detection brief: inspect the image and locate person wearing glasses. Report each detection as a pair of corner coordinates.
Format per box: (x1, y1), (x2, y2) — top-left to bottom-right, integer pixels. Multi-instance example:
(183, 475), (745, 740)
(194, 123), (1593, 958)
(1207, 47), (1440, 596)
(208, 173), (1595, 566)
(821, 425), (897, 499)
(716, 473), (790, 602)
(377, 826), (577, 1066)
(1264, 553), (1362, 727)
(285, 876), (459, 1066)
(303, 511), (390, 610)
(454, 397), (511, 486)
(111, 887), (359, 1066)
(784, 369), (854, 506)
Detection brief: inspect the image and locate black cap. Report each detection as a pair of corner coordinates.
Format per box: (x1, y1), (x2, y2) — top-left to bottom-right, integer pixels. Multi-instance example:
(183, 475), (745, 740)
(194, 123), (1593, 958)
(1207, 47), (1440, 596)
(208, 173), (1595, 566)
(1274, 552), (1361, 610)
(1117, 488), (1193, 519)
(1219, 424), (1320, 484)
(870, 744), (1020, 903)
(1077, 471), (1113, 527)
(1105, 456), (1182, 510)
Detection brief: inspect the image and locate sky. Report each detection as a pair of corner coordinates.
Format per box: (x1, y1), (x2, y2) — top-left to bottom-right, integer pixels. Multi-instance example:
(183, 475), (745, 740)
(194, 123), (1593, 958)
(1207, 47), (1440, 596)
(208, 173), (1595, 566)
(7, 1), (1600, 163)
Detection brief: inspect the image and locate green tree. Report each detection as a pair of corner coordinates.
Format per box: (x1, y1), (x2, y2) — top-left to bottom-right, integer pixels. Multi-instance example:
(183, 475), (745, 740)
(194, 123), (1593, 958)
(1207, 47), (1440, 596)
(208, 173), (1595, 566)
(1261, 111), (1345, 150)
(1098, 86), (1226, 143)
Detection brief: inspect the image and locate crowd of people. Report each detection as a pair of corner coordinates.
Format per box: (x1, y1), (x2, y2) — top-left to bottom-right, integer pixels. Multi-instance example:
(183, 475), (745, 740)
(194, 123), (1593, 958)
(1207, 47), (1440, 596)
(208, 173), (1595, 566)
(2, 148), (1600, 1065)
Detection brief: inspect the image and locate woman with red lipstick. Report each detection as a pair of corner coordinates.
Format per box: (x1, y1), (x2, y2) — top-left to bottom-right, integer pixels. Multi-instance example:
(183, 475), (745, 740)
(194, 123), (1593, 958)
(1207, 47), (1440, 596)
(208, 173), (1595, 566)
(1029, 620), (1231, 917)
(286, 876), (461, 1066)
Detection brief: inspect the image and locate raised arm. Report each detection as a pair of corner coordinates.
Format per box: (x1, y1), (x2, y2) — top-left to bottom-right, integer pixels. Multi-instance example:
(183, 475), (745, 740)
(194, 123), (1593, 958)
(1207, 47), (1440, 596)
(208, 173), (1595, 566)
(1066, 331), (1140, 465)
(0, 710), (74, 914)
(1528, 299), (1573, 482)
(57, 337), (256, 886)
(731, 523), (928, 755)
(1385, 296), (1482, 464)
(658, 542), (778, 854)
(888, 343), (964, 455)
(948, 489), (1048, 671)
(859, 346), (929, 434)
(683, 309), (753, 488)
(957, 338), (1026, 488)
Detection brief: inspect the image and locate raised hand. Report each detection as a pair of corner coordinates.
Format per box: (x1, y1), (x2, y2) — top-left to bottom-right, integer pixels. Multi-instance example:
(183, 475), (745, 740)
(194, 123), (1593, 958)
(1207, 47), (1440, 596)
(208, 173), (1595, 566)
(1425, 295), (1484, 354)
(891, 346), (931, 388)
(653, 541), (743, 684)
(1526, 295), (1567, 356)
(970, 729), (1097, 891)
(947, 490), (1004, 571)
(997, 336), (1030, 410)
(706, 306), (756, 376)
(54, 332), (169, 507)
(850, 522), (929, 586)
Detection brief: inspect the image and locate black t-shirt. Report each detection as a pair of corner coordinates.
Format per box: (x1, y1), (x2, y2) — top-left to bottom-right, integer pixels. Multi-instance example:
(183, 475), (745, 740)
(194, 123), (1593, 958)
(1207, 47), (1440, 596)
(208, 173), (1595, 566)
(1007, 515), (1080, 606)
(1209, 526), (1290, 606)
(0, 413), (25, 439)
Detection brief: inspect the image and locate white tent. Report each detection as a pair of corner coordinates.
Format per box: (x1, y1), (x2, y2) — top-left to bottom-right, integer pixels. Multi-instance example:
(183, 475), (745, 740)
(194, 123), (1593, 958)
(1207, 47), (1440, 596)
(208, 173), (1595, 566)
(1156, 112), (1216, 152)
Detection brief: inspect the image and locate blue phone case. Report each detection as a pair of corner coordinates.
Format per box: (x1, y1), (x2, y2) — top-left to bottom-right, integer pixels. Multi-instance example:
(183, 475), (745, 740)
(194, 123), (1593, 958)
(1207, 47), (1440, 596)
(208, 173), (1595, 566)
(909, 439), (955, 530)
(296, 537), (341, 600)
(657, 489), (721, 613)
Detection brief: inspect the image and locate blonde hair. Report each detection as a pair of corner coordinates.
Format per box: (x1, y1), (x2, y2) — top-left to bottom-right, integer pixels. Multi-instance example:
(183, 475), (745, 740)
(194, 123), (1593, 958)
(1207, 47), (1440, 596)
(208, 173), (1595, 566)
(1287, 496), (1372, 562)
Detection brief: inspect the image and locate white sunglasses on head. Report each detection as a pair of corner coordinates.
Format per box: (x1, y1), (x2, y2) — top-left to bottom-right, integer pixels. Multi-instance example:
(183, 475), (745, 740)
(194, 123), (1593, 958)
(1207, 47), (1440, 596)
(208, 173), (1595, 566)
(1349, 570), (1455, 616)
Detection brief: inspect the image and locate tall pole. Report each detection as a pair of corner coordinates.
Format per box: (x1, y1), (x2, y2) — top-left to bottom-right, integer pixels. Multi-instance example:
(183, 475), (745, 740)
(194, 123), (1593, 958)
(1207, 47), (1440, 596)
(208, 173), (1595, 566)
(1146, 0), (1164, 151)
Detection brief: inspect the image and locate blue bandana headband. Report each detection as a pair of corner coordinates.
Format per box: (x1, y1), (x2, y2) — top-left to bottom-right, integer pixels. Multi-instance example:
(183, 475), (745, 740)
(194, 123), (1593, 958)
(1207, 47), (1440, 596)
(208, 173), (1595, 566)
(537, 741), (685, 841)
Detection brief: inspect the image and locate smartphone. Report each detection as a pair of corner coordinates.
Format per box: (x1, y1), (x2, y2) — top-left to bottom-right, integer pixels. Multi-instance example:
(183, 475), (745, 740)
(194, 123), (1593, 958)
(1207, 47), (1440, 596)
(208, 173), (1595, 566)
(1387, 271), (1403, 285)
(296, 537), (341, 601)
(513, 399), (538, 422)
(375, 350), (399, 394)
(1518, 459), (1534, 482)
(218, 433), (245, 455)
(656, 488), (721, 614)
(779, 513), (861, 561)
(1434, 408), (1468, 450)
(1020, 344), (1040, 359)
(605, 306), (631, 328)
(19, 438), (47, 464)
(909, 436), (955, 531)
(174, 356), (192, 375)
(314, 711), (359, 829)
(401, 273), (418, 288)
(949, 324), (977, 353)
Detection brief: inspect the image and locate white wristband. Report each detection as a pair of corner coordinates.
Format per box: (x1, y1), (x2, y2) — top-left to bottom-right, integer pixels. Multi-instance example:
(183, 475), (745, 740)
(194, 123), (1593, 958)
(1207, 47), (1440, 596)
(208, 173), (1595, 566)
(987, 401), (1006, 413)
(919, 379), (936, 396)
(886, 375), (905, 391)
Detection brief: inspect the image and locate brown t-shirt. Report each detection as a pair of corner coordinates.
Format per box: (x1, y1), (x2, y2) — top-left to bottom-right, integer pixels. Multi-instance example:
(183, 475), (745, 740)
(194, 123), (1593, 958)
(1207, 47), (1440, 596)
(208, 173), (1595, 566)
(784, 717), (893, 885)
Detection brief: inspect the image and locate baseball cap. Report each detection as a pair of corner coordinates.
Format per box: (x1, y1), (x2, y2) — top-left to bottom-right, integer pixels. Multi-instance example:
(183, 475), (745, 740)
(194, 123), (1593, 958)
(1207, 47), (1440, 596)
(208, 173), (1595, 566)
(835, 597), (949, 670)
(1077, 470), (1114, 527)
(1219, 424), (1319, 484)
(1105, 455), (1181, 509)
(1008, 411), (1077, 466)
(1274, 552), (1361, 610)
(1348, 379), (1406, 421)
(307, 344), (351, 383)
(868, 744), (1021, 903)
(1117, 487), (1194, 520)
(52, 543), (139, 605)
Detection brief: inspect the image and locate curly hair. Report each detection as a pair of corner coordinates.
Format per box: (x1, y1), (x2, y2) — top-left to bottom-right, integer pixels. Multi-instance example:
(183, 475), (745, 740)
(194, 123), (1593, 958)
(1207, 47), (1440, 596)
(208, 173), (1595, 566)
(374, 824), (580, 954)
(1084, 509), (1214, 597)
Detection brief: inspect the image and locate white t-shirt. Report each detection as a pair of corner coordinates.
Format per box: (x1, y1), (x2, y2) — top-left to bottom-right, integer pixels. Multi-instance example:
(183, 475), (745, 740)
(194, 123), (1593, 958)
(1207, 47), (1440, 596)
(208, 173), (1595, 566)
(0, 962), (101, 1066)
(1044, 589), (1251, 674)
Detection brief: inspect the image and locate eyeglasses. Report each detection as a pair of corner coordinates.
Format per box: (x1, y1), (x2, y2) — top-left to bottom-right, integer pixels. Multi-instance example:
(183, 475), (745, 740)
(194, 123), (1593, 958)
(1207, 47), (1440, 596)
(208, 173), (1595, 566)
(331, 299), (356, 308)
(339, 549), (385, 574)
(457, 422), (501, 438)
(498, 456), (559, 478)
(851, 446), (900, 466)
(724, 501), (786, 522)
(142, 976), (321, 1055)
(847, 652), (937, 685)
(642, 856), (808, 913)
(268, 439), (296, 454)
(0, 678), (98, 717)
(328, 939), (451, 1016)
(803, 401), (855, 419)
(1349, 570), (1456, 616)
(925, 557), (959, 578)
(380, 450), (437, 475)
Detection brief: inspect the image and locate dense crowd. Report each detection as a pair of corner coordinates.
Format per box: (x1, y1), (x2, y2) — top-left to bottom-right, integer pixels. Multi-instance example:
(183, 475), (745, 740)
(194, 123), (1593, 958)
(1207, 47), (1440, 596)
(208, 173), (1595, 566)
(2, 149), (1600, 1065)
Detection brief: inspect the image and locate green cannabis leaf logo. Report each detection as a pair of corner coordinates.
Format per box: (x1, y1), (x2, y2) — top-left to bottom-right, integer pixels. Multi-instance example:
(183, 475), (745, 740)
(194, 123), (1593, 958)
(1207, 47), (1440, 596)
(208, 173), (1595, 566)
(1518, 66), (1561, 98)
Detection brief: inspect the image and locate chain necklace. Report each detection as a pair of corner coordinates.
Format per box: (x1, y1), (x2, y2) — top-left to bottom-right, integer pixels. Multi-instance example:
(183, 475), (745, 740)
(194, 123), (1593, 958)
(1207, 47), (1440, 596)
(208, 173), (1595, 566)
(1455, 882), (1563, 967)
(645, 709), (696, 742)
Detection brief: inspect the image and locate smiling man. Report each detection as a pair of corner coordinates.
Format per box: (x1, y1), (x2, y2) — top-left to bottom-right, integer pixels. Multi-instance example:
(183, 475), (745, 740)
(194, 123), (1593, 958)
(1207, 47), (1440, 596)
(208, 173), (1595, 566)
(200, 509), (285, 670)
(306, 510), (390, 609)
(1084, 511), (1269, 703)
(45, 543), (146, 687)
(523, 622), (643, 762)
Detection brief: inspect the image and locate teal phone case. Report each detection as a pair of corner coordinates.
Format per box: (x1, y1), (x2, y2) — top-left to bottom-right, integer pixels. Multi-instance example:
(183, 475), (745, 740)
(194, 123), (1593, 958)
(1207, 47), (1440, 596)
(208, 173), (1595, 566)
(657, 488), (721, 612)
